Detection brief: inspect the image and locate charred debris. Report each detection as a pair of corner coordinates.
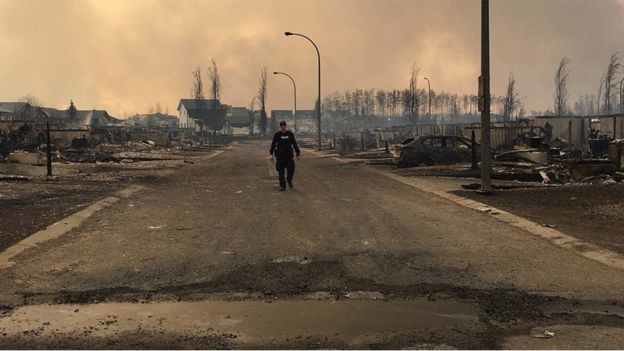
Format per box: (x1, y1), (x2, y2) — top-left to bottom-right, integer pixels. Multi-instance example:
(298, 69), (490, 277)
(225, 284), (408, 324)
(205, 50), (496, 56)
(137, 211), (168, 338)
(333, 116), (624, 188)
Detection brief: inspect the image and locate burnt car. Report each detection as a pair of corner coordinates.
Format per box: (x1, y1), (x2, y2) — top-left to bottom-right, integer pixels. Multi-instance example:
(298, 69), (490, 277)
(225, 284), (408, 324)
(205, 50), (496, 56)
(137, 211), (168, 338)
(393, 135), (479, 168)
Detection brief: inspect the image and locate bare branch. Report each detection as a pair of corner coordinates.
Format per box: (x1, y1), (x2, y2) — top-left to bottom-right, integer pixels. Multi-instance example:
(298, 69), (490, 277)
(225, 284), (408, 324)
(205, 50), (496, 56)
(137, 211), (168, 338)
(207, 58), (221, 101)
(554, 57), (570, 116)
(257, 67), (268, 135)
(191, 67), (204, 99)
(603, 53), (621, 113)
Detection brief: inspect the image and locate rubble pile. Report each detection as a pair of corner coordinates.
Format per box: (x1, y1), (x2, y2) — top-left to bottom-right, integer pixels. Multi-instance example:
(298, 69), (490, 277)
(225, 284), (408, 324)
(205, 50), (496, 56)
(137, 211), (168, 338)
(0, 137), (212, 181)
(494, 153), (621, 185)
(383, 130), (624, 187)
(61, 140), (182, 163)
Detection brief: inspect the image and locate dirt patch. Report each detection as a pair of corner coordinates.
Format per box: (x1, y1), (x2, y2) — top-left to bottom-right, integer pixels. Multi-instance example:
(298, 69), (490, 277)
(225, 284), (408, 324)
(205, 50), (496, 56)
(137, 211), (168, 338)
(0, 179), (122, 251)
(0, 150), (216, 252)
(455, 183), (624, 254)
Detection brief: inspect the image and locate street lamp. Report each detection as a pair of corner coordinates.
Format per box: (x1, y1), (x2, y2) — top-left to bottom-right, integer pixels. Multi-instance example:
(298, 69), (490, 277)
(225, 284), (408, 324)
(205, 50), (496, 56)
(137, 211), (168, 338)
(284, 31), (321, 150)
(424, 77), (432, 119)
(273, 71), (297, 133)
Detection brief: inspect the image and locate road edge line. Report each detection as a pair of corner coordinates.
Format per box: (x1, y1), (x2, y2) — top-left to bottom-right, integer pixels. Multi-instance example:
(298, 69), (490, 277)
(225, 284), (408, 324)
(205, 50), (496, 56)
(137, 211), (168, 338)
(0, 185), (145, 270)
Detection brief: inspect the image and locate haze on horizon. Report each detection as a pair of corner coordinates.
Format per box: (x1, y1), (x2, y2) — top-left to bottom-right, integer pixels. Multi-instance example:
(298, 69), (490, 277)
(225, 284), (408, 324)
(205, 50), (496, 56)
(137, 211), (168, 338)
(0, 0), (622, 117)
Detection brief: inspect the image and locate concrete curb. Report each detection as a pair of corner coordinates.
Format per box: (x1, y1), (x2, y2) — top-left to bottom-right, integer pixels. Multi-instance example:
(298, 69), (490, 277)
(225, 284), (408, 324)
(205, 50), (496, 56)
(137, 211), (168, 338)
(304, 148), (624, 271)
(0, 185), (145, 270)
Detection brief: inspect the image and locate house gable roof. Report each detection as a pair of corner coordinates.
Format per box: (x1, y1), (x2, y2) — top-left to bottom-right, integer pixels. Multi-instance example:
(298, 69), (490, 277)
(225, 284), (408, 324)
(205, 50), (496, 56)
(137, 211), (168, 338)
(177, 99), (221, 118)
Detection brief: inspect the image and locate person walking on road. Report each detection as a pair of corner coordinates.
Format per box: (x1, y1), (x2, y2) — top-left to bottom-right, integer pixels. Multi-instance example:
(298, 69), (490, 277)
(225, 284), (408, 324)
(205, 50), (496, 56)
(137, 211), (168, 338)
(270, 121), (300, 191)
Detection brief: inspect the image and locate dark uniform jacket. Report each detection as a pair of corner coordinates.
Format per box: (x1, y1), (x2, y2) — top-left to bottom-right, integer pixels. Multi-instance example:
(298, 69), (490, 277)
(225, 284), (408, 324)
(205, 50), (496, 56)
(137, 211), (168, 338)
(270, 131), (300, 161)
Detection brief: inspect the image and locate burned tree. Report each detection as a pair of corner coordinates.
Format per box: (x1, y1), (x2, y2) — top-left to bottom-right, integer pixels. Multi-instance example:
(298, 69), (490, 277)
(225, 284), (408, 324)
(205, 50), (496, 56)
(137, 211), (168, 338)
(603, 53), (621, 114)
(408, 64), (420, 123)
(598, 75), (605, 114)
(207, 58), (221, 101)
(257, 67), (268, 136)
(503, 74), (520, 121)
(191, 67), (204, 99)
(554, 57), (570, 116)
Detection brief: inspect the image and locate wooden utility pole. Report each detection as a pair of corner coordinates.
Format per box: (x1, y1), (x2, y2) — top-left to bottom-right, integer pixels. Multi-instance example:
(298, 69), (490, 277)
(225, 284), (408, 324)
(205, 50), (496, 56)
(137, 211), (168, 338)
(480, 0), (493, 193)
(38, 108), (53, 178)
(46, 118), (52, 177)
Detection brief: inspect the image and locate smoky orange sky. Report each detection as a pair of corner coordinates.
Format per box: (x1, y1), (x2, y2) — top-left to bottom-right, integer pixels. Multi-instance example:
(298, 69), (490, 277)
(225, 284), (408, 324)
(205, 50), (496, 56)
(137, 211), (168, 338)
(0, 0), (623, 117)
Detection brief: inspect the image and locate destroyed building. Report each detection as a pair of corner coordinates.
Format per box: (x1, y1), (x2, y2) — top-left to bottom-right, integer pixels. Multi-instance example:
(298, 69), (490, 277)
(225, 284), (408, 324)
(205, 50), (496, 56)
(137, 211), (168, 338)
(0, 101), (124, 156)
(127, 113), (179, 130)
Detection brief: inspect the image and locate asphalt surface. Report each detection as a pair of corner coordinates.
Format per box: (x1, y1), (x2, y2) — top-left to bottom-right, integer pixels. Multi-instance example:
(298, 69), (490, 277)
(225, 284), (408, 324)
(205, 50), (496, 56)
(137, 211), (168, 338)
(1, 140), (624, 348)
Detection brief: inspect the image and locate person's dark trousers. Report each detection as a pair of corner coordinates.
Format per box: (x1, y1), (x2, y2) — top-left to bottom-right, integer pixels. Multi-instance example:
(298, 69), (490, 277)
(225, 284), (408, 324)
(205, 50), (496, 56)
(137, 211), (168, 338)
(276, 158), (295, 189)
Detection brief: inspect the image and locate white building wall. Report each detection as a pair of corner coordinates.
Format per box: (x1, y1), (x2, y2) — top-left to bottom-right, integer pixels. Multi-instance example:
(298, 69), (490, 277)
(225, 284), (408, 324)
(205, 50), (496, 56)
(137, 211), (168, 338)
(178, 105), (198, 131)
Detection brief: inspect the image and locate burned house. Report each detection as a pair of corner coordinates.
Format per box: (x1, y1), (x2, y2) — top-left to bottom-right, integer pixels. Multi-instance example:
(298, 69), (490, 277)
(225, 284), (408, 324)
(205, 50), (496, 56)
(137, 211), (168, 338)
(0, 101), (123, 156)
(127, 113), (179, 130)
(533, 115), (593, 151)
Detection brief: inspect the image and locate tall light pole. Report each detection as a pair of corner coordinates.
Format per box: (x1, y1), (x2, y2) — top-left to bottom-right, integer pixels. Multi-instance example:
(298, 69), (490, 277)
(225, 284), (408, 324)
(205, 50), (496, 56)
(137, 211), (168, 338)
(424, 77), (432, 119)
(479, 0), (493, 193)
(285, 31), (321, 150)
(273, 71), (297, 133)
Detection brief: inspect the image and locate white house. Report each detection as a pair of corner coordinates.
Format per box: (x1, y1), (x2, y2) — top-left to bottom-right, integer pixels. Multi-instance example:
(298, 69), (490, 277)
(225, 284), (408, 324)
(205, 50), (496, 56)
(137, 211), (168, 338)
(177, 98), (221, 131)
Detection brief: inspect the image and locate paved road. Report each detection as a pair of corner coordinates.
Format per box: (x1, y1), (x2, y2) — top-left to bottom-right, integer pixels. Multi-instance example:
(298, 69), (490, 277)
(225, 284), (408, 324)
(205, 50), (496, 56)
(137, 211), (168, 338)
(1, 140), (624, 348)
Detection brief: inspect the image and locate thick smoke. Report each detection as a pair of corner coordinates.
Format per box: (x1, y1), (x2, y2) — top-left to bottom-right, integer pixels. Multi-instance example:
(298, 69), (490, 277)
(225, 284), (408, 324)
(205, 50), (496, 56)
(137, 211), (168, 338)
(0, 0), (622, 116)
